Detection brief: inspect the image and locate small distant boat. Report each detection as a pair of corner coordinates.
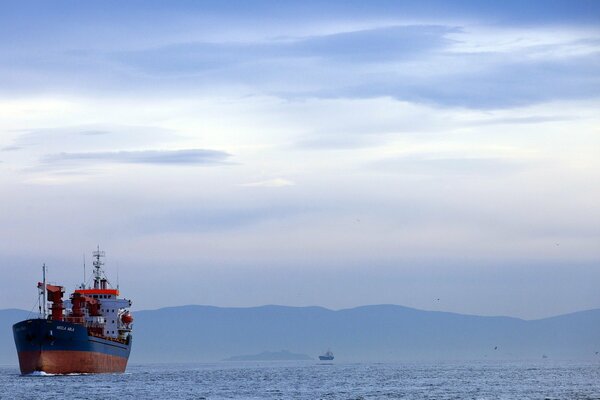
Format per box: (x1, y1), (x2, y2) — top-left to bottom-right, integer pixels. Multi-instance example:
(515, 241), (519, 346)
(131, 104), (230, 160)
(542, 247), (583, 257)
(319, 350), (334, 361)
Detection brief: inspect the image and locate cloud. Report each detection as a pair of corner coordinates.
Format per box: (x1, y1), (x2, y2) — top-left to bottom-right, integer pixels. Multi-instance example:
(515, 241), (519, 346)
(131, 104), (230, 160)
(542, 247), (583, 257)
(292, 25), (457, 61)
(371, 154), (529, 176)
(320, 49), (600, 109)
(241, 178), (295, 187)
(132, 204), (313, 233)
(41, 149), (231, 166)
(1, 145), (21, 151)
(11, 125), (179, 153)
(110, 25), (454, 77)
(466, 115), (579, 126)
(79, 130), (110, 136)
(90, 27), (600, 108)
(1, 14), (598, 110)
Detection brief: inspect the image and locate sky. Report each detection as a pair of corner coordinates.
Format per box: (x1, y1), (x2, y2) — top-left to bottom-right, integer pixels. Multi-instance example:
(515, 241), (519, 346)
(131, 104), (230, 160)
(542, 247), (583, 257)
(0, 1), (599, 319)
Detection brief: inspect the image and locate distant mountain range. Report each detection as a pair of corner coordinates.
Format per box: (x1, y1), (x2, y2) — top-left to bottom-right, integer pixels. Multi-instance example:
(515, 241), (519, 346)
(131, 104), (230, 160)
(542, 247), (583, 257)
(1, 305), (599, 365)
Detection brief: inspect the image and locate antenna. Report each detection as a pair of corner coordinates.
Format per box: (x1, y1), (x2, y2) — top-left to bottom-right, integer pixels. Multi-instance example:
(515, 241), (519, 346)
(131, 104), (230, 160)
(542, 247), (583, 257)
(41, 263), (47, 319)
(92, 245), (105, 289)
(83, 253), (86, 289)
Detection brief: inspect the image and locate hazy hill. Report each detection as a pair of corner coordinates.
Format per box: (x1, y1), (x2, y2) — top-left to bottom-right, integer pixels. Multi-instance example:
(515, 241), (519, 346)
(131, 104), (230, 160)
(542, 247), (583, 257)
(0, 309), (31, 365)
(2, 305), (599, 365)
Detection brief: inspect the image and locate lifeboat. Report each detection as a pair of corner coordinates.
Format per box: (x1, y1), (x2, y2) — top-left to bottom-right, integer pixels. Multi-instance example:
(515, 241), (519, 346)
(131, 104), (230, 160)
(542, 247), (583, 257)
(121, 312), (134, 325)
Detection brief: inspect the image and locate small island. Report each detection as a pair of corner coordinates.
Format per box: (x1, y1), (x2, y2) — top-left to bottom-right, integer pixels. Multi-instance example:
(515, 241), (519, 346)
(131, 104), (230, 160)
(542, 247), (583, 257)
(223, 350), (312, 361)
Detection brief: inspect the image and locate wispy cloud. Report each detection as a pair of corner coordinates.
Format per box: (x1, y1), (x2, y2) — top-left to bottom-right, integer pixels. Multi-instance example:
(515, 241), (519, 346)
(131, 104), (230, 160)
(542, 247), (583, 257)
(466, 115), (579, 126)
(114, 25), (455, 73)
(371, 154), (530, 176)
(79, 130), (110, 136)
(241, 178), (295, 187)
(2, 20), (598, 109)
(132, 204), (313, 233)
(41, 149), (231, 166)
(12, 125), (179, 152)
(1, 145), (21, 151)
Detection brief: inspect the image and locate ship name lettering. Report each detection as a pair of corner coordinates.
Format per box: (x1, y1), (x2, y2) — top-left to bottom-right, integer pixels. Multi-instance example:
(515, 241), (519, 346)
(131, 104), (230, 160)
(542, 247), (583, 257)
(56, 326), (75, 332)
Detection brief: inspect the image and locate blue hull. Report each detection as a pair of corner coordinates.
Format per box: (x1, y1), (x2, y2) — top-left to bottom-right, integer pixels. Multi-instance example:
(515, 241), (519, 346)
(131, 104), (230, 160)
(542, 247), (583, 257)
(13, 319), (132, 374)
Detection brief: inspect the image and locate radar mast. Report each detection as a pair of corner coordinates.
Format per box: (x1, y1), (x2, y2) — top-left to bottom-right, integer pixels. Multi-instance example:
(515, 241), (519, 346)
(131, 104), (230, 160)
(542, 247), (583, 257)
(92, 246), (108, 289)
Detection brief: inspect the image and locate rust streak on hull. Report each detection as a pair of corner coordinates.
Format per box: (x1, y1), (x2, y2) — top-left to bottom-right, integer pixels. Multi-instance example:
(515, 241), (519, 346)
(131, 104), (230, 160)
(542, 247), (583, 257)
(18, 350), (127, 374)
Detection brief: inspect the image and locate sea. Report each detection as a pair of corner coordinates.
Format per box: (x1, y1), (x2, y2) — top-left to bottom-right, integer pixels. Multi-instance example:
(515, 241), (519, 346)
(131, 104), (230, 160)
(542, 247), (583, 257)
(1, 360), (599, 399)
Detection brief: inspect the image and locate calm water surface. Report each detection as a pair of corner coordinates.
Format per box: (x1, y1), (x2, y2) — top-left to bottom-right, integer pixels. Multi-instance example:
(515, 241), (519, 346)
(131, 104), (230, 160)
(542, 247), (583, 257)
(1, 360), (599, 399)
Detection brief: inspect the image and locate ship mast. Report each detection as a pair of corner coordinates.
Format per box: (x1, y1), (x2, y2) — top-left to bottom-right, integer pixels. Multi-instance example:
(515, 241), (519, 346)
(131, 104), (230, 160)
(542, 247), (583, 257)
(82, 253), (86, 289)
(40, 263), (47, 319)
(92, 245), (106, 289)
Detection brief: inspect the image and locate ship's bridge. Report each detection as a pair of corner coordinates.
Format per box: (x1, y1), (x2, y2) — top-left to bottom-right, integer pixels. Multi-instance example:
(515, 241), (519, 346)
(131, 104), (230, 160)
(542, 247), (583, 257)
(73, 289), (131, 338)
(75, 289), (120, 297)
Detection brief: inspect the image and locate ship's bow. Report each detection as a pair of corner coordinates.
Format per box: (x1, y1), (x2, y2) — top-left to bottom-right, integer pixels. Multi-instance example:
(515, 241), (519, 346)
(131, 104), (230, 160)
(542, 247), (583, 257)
(13, 319), (47, 374)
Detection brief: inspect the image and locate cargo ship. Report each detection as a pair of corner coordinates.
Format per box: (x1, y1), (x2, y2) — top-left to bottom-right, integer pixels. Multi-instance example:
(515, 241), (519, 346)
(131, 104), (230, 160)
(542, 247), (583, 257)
(13, 247), (133, 374)
(319, 350), (334, 361)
